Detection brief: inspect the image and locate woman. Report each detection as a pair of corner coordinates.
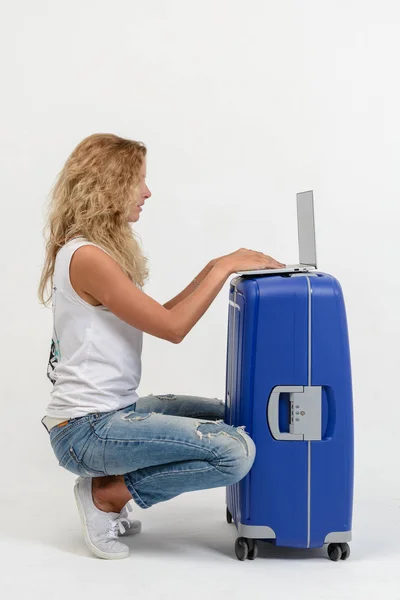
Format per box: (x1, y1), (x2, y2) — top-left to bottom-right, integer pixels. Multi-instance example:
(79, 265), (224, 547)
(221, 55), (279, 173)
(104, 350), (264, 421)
(38, 133), (285, 560)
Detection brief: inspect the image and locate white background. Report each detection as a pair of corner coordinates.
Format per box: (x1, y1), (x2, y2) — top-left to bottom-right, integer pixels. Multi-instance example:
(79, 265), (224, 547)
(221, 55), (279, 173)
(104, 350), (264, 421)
(1, 0), (399, 598)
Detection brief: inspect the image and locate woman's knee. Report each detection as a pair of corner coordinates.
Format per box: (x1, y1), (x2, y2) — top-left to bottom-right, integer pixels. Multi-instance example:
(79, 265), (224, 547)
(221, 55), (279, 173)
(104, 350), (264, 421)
(196, 420), (256, 484)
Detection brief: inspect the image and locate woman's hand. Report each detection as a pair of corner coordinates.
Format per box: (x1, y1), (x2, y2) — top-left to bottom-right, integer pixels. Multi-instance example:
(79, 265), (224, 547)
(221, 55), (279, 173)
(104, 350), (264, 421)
(210, 250), (284, 270)
(210, 253), (236, 268)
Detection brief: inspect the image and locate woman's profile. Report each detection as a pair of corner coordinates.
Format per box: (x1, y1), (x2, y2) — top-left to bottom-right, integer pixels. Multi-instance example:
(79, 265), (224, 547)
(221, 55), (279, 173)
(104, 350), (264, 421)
(38, 133), (284, 560)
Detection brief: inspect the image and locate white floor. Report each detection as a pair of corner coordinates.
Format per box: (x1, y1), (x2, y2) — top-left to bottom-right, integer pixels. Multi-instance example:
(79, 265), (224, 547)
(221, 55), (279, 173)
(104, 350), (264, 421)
(2, 458), (400, 600)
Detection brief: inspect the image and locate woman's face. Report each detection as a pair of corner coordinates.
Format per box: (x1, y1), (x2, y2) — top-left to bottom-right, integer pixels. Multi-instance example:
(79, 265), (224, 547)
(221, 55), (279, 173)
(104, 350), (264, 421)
(128, 158), (151, 223)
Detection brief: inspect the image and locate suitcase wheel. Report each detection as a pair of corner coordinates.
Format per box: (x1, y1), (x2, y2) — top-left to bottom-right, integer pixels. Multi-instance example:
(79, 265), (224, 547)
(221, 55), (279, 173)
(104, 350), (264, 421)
(226, 507), (233, 524)
(235, 537), (258, 561)
(327, 542), (351, 561)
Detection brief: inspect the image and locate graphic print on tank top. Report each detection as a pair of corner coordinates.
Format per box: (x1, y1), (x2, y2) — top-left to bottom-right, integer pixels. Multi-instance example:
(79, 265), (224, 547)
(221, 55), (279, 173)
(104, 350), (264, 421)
(47, 285), (61, 385)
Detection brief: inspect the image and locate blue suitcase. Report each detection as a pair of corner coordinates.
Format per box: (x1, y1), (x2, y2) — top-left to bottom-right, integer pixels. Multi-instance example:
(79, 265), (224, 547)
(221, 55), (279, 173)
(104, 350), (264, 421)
(224, 271), (354, 561)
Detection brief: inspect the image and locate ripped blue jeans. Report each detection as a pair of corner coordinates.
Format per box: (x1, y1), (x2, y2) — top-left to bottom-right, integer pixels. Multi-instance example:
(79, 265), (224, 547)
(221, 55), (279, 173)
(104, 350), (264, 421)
(48, 394), (256, 509)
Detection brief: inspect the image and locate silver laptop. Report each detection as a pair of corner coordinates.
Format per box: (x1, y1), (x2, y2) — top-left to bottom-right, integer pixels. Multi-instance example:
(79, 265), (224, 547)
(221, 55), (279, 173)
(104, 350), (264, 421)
(237, 190), (317, 276)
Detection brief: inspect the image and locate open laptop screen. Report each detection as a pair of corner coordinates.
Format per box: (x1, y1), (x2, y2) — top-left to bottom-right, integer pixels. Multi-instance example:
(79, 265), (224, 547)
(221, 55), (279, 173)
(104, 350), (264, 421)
(297, 191), (317, 268)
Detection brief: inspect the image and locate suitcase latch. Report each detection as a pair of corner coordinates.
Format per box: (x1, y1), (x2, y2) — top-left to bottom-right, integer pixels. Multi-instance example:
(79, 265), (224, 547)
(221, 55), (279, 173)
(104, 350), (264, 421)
(267, 385), (322, 441)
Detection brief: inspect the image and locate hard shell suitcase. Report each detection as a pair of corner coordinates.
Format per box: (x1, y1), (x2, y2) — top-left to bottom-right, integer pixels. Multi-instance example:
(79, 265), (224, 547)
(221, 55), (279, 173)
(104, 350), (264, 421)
(224, 271), (354, 561)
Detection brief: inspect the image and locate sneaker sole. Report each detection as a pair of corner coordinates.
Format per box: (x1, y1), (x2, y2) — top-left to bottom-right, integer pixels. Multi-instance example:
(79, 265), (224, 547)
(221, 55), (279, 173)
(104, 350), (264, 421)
(73, 479), (129, 560)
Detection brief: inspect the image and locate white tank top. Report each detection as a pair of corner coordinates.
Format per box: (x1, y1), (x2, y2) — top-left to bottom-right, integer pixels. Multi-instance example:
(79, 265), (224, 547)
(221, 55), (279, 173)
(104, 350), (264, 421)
(44, 237), (143, 419)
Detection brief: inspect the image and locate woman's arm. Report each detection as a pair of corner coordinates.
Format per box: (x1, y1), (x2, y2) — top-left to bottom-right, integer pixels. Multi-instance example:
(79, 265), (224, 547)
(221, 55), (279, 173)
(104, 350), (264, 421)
(163, 259), (218, 310)
(73, 247), (231, 345)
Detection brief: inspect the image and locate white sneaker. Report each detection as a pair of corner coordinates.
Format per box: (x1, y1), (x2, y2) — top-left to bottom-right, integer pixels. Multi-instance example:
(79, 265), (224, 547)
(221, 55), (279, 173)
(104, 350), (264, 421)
(73, 477), (130, 560)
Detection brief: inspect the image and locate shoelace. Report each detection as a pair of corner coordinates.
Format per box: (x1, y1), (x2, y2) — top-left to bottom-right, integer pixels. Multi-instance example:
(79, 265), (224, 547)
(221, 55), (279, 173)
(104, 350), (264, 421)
(106, 517), (128, 539)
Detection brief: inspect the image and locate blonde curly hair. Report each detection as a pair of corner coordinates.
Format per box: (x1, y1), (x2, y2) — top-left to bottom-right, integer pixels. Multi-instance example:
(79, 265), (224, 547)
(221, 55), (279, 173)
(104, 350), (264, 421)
(38, 133), (150, 307)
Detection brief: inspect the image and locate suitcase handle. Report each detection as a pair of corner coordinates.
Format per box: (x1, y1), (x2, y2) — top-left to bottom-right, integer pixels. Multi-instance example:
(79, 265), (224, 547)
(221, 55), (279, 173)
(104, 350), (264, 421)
(268, 385), (322, 441)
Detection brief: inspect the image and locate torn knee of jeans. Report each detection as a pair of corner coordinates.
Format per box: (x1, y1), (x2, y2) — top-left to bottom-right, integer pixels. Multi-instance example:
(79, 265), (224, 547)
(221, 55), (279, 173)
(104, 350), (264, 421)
(121, 411), (156, 422)
(155, 394), (176, 401)
(194, 420), (251, 457)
